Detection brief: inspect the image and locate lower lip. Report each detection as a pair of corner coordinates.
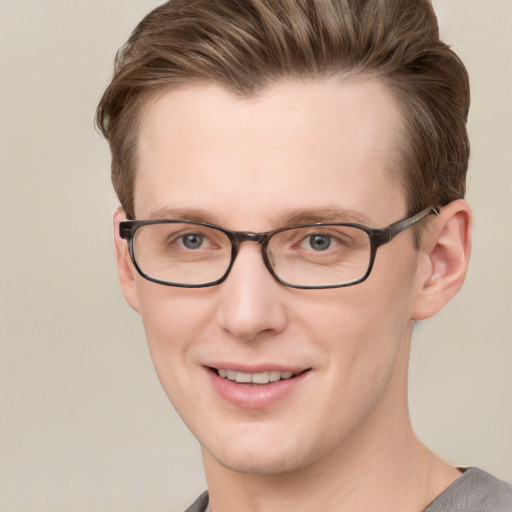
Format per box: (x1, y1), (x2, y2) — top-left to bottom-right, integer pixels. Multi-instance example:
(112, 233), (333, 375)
(207, 369), (310, 409)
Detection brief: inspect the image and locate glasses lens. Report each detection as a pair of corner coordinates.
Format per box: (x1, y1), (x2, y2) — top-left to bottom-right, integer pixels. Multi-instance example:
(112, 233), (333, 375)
(268, 225), (372, 287)
(132, 223), (232, 285)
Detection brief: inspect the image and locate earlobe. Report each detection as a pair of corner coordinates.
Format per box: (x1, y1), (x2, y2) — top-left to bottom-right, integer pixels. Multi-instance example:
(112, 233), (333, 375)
(411, 200), (472, 321)
(113, 208), (140, 313)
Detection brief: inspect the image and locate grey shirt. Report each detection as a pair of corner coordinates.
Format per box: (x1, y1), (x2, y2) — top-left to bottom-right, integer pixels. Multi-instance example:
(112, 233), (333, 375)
(423, 467), (512, 511)
(184, 468), (512, 511)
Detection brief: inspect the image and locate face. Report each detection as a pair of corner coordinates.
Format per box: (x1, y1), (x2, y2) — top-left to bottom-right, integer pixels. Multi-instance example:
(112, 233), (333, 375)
(116, 77), (425, 476)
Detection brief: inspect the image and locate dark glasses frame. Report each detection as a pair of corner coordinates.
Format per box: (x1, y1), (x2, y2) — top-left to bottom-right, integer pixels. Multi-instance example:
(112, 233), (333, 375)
(119, 206), (440, 289)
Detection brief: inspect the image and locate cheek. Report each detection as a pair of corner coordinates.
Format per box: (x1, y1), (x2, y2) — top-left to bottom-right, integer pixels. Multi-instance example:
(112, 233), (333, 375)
(134, 283), (211, 392)
(300, 268), (414, 349)
(300, 255), (417, 384)
(303, 293), (412, 437)
(135, 278), (213, 341)
(309, 297), (406, 386)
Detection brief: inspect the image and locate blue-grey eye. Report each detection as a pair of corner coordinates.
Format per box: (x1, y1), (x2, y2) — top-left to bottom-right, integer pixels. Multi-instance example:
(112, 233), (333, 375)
(182, 234), (204, 249)
(308, 234), (331, 251)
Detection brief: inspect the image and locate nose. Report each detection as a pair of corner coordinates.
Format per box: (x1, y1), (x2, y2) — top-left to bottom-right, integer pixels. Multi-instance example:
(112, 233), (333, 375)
(215, 243), (288, 342)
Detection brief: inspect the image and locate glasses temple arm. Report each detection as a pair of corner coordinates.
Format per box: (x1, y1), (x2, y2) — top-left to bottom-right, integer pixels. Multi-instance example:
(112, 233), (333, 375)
(387, 206), (440, 238)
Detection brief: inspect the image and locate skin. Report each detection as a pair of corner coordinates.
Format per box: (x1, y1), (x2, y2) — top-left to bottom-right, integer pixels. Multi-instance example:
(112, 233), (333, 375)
(114, 77), (472, 511)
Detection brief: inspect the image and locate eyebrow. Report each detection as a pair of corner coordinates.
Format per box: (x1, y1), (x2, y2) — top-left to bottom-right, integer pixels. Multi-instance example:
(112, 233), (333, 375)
(146, 206), (374, 227)
(276, 208), (373, 226)
(147, 206), (213, 222)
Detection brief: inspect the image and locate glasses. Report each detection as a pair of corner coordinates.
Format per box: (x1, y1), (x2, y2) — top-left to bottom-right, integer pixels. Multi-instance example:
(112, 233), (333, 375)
(119, 206), (439, 289)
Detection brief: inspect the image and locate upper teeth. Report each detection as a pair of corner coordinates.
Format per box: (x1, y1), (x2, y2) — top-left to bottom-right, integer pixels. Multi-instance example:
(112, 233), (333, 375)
(217, 369), (295, 384)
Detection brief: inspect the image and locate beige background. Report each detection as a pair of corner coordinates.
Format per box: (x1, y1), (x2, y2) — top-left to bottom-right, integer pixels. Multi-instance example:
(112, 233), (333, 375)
(0, 1), (511, 510)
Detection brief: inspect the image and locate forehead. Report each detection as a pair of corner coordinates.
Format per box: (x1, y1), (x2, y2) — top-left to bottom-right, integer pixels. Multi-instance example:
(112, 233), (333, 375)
(135, 77), (406, 226)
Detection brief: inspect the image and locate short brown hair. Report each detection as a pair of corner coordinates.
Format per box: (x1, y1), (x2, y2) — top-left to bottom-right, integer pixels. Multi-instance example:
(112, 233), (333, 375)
(96, 0), (470, 220)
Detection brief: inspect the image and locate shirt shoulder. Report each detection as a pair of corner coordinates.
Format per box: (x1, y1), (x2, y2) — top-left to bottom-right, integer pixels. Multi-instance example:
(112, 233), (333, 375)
(183, 491), (209, 512)
(423, 467), (512, 512)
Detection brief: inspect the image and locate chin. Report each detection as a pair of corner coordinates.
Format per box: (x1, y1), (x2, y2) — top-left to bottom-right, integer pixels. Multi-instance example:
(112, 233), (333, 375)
(201, 431), (323, 476)
(210, 451), (307, 476)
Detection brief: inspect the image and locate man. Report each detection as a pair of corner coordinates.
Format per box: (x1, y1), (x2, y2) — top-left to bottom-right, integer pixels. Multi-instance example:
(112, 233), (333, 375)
(96, 0), (512, 510)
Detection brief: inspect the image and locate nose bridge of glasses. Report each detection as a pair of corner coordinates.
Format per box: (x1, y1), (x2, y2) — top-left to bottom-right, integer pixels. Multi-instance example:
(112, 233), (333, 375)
(232, 231), (267, 246)
(225, 230), (275, 283)
(229, 231), (273, 274)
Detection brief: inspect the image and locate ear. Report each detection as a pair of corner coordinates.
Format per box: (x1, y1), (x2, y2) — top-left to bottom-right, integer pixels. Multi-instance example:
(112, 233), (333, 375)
(113, 208), (140, 313)
(411, 199), (472, 321)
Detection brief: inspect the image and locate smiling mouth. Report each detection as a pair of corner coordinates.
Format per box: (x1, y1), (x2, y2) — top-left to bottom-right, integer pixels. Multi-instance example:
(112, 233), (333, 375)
(213, 368), (308, 385)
